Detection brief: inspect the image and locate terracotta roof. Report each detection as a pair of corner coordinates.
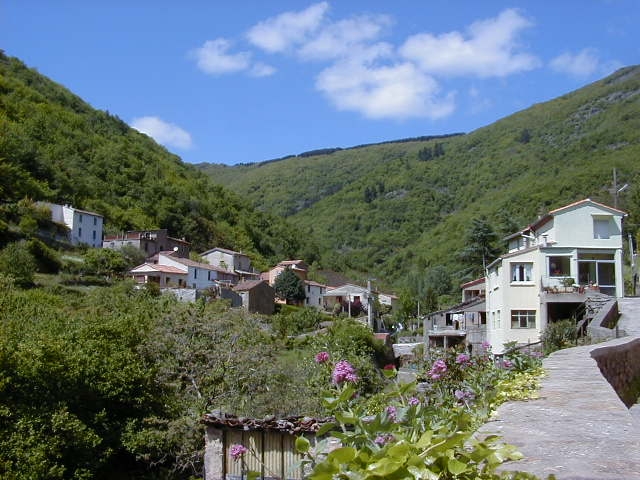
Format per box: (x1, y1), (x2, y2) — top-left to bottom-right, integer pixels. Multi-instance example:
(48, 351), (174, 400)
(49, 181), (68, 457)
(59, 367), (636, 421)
(460, 277), (485, 289)
(202, 411), (333, 434)
(234, 280), (268, 291)
(548, 198), (626, 216)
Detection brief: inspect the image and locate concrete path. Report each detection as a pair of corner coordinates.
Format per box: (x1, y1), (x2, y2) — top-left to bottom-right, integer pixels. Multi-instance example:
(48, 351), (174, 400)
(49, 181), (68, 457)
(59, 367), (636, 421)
(617, 297), (640, 336)
(478, 332), (640, 479)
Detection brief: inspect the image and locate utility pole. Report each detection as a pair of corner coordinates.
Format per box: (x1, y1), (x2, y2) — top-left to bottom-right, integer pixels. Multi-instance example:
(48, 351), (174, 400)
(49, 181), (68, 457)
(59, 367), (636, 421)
(367, 279), (374, 331)
(613, 167), (629, 209)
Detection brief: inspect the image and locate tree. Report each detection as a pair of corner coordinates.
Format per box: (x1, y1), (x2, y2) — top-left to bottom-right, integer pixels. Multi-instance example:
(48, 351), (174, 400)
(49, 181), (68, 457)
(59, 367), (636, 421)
(82, 248), (127, 276)
(273, 267), (306, 305)
(458, 216), (500, 279)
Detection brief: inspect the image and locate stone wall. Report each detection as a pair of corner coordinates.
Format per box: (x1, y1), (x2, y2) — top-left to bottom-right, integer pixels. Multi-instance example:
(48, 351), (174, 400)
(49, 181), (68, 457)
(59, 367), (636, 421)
(587, 298), (623, 341)
(590, 338), (640, 407)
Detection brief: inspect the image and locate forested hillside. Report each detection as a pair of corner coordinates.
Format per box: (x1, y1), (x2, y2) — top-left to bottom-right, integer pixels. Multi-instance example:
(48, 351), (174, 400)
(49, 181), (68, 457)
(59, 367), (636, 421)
(200, 66), (640, 287)
(0, 51), (313, 269)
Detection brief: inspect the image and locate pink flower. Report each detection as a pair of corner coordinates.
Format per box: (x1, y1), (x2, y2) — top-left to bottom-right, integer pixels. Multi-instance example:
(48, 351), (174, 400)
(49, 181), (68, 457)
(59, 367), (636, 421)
(408, 397), (420, 406)
(374, 434), (395, 446)
(428, 359), (448, 380)
(386, 405), (397, 421)
(315, 351), (330, 363)
(503, 359), (513, 368)
(455, 353), (471, 365)
(481, 341), (491, 350)
(229, 444), (248, 460)
(332, 360), (358, 384)
(454, 389), (475, 404)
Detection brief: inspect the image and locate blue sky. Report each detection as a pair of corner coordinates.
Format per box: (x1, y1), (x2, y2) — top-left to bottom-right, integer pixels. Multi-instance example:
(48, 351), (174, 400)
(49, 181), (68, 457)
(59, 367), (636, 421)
(3, 1), (639, 165)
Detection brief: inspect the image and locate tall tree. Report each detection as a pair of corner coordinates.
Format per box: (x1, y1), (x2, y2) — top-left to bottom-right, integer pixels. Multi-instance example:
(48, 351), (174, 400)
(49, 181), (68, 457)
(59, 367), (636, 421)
(458, 216), (500, 279)
(273, 267), (306, 305)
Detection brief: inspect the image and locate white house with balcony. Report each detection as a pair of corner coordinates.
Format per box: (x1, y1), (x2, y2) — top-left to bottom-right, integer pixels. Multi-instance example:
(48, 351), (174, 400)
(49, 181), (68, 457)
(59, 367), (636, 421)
(485, 199), (626, 353)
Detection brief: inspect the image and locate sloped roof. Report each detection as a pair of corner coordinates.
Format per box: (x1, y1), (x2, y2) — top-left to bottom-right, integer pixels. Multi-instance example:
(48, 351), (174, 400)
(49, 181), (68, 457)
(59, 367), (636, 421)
(130, 263), (186, 274)
(163, 256), (238, 275)
(234, 280), (270, 291)
(201, 247), (248, 256)
(324, 283), (368, 296)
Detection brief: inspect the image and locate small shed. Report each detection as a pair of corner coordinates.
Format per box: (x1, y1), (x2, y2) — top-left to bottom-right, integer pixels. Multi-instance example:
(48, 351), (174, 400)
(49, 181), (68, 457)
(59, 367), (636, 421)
(203, 411), (333, 480)
(233, 280), (275, 315)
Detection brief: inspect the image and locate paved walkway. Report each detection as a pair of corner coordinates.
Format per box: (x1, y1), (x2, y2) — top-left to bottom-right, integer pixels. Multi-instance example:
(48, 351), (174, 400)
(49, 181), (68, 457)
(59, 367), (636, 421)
(478, 298), (640, 479)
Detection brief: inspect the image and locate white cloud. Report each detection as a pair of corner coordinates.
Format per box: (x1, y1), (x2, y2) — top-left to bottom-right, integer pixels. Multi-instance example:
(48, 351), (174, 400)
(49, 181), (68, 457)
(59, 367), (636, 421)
(131, 116), (193, 150)
(250, 62), (277, 77)
(246, 2), (329, 53)
(549, 48), (600, 77)
(400, 8), (540, 77)
(191, 38), (251, 75)
(316, 58), (455, 120)
(299, 15), (392, 61)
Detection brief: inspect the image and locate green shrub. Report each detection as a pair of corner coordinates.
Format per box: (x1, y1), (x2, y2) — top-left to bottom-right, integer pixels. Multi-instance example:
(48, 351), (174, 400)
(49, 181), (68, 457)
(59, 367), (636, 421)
(27, 238), (62, 273)
(0, 242), (36, 287)
(541, 319), (577, 354)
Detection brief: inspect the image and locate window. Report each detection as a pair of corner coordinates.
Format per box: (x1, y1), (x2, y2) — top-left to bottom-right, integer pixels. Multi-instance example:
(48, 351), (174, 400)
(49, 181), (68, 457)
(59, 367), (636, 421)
(194, 268), (198, 279)
(92, 230), (96, 240)
(593, 218), (611, 239)
(548, 256), (570, 277)
(511, 263), (532, 282)
(78, 214), (83, 223)
(94, 217), (97, 226)
(78, 227), (82, 237)
(511, 310), (536, 329)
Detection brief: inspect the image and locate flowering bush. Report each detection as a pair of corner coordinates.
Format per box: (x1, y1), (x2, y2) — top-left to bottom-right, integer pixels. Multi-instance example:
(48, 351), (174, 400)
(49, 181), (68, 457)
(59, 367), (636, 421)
(297, 349), (543, 479)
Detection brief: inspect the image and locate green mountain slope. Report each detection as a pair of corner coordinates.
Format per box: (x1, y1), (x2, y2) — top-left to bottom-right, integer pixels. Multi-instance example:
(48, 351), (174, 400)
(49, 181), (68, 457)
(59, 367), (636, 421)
(200, 66), (640, 286)
(0, 52), (311, 268)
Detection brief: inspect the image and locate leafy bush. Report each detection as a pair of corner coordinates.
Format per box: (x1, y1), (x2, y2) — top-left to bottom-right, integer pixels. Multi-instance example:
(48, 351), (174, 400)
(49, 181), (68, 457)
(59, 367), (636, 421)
(270, 307), (324, 337)
(27, 238), (61, 273)
(541, 319), (578, 354)
(0, 241), (36, 287)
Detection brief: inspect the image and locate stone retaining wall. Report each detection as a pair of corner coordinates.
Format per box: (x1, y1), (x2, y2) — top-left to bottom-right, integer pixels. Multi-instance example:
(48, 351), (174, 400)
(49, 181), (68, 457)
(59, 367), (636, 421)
(590, 337), (640, 407)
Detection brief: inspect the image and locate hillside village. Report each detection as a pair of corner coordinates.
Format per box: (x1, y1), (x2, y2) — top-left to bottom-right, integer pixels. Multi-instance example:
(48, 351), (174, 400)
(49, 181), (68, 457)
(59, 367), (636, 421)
(42, 196), (630, 357)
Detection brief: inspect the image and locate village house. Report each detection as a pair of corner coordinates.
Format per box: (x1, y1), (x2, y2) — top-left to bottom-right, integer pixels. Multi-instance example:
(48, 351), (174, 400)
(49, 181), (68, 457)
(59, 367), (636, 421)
(130, 251), (238, 290)
(43, 203), (103, 248)
(130, 263), (187, 287)
(103, 229), (190, 257)
(266, 260), (309, 285)
(485, 199), (626, 353)
(233, 280), (275, 315)
(322, 283), (371, 314)
(200, 247), (258, 280)
(304, 280), (327, 309)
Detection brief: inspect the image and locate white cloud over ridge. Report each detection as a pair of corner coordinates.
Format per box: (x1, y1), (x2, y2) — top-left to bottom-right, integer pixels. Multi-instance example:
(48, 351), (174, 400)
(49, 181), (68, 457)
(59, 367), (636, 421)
(400, 8), (540, 77)
(550, 48), (599, 77)
(246, 2), (329, 53)
(191, 5), (546, 120)
(131, 116), (193, 150)
(316, 58), (455, 120)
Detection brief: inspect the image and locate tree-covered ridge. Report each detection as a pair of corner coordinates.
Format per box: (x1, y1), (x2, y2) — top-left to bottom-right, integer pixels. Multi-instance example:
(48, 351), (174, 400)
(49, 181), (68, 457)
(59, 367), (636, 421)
(0, 51), (311, 268)
(200, 66), (640, 287)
